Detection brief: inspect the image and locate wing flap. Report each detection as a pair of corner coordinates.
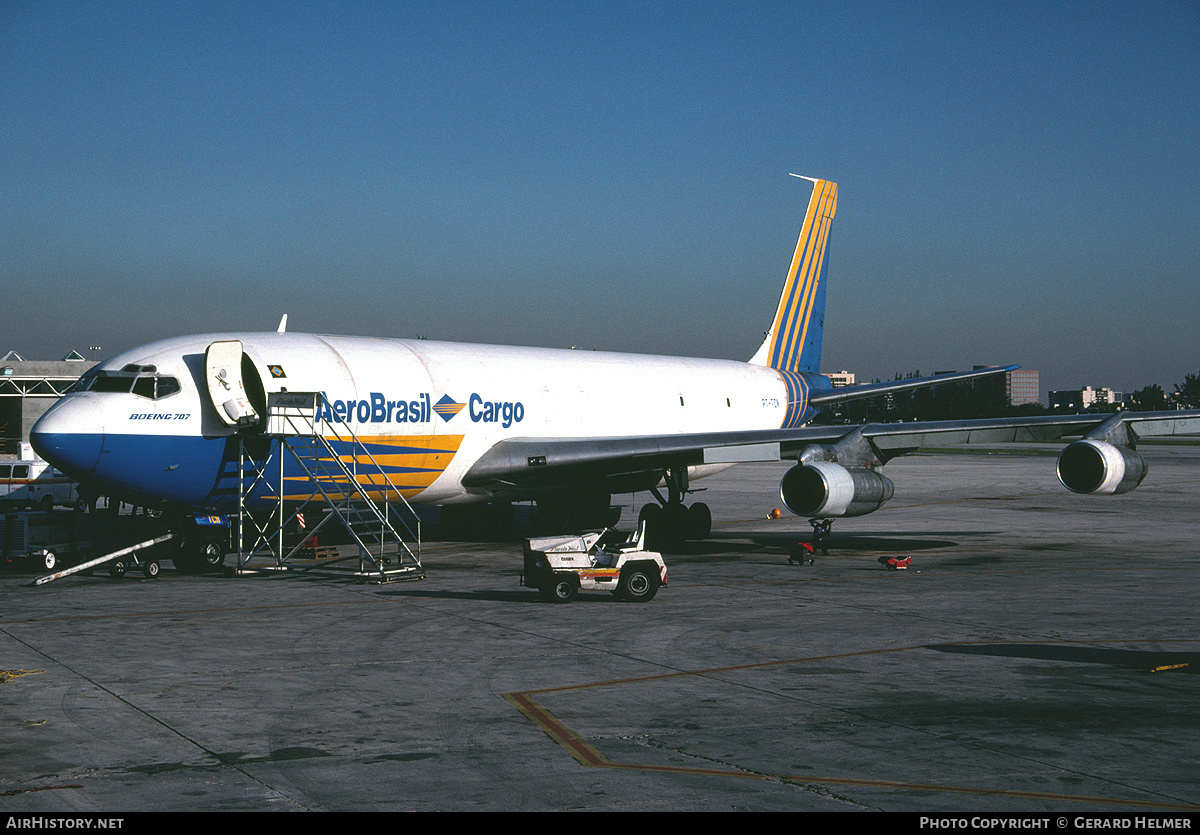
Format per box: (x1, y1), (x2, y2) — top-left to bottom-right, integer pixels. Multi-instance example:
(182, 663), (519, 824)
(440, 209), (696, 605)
(462, 427), (841, 494)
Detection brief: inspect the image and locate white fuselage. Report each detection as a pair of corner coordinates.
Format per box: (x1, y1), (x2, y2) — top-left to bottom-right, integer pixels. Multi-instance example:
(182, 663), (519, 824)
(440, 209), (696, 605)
(31, 332), (805, 509)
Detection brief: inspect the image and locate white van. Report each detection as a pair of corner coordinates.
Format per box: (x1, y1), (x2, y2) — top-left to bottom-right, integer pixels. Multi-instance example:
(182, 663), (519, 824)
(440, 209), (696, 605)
(0, 452), (80, 512)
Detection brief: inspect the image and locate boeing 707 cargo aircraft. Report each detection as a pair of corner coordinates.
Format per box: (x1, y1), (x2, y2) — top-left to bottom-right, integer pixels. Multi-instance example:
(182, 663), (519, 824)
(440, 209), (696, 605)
(30, 177), (1200, 570)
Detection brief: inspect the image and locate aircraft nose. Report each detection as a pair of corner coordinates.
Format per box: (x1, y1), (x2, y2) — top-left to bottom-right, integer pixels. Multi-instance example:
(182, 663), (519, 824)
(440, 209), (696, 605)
(30, 398), (104, 477)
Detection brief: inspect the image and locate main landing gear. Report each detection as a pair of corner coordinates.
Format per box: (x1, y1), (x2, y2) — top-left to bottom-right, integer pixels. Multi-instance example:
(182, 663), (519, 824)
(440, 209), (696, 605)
(530, 491), (619, 535)
(174, 533), (228, 575)
(638, 467), (711, 550)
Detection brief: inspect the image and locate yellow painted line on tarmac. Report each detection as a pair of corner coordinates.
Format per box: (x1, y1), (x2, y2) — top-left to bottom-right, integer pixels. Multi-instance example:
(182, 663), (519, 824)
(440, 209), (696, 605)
(503, 690), (613, 768)
(503, 643), (1200, 810)
(0, 669), (43, 684)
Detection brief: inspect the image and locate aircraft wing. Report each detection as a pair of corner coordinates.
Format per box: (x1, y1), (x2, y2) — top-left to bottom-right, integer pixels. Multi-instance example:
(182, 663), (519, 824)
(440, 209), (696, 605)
(461, 410), (1200, 497)
(463, 425), (838, 493)
(855, 411), (1200, 461)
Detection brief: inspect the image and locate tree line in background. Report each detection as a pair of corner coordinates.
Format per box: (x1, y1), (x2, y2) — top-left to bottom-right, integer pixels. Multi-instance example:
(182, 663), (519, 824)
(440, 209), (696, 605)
(816, 371), (1200, 425)
(1128, 373), (1200, 412)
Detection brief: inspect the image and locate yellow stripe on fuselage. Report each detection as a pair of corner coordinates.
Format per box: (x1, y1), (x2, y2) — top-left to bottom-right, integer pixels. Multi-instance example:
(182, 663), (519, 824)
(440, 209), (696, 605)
(277, 434), (464, 501)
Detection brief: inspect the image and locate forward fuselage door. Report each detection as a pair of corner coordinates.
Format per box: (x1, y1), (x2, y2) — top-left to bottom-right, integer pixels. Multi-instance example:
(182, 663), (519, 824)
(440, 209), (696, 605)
(205, 340), (260, 428)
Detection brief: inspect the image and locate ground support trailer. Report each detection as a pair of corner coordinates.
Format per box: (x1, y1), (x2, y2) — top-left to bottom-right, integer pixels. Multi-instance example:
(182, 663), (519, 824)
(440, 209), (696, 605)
(1, 511), (90, 572)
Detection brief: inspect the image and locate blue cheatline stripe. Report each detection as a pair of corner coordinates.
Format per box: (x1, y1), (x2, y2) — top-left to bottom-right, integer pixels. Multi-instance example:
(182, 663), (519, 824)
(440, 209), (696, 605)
(777, 370), (811, 429)
(32, 431), (229, 508)
(359, 443), (461, 456)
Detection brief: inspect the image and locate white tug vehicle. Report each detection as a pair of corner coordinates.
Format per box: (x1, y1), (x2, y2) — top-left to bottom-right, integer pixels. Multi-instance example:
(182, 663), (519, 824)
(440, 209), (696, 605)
(522, 522), (667, 603)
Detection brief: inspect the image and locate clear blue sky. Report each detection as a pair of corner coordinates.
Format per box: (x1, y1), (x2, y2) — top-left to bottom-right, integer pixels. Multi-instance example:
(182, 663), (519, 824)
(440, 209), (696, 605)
(3, 1), (1197, 396)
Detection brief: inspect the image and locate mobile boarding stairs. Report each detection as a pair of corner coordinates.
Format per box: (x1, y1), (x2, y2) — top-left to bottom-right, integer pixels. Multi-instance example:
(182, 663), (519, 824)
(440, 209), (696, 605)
(233, 391), (425, 582)
(33, 392), (424, 585)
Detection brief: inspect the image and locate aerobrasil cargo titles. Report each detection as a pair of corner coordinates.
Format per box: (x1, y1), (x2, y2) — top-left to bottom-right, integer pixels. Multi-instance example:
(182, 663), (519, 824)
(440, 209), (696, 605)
(30, 176), (1200, 553)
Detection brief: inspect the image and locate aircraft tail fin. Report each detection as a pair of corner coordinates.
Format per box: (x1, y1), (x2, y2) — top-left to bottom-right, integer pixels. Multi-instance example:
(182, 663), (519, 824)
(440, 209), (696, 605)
(749, 176), (837, 374)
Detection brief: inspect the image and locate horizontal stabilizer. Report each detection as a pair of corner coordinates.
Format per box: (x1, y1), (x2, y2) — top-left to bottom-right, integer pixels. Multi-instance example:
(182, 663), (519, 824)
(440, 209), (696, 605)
(810, 366), (1017, 406)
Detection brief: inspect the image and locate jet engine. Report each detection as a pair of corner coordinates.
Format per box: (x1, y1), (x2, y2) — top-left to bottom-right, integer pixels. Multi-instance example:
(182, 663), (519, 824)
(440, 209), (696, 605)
(1056, 439), (1147, 495)
(780, 461), (895, 518)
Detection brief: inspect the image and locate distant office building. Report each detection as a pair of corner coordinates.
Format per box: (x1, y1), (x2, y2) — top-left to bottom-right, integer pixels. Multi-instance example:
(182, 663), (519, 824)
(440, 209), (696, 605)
(1048, 385), (1124, 412)
(1082, 386), (1124, 409)
(1049, 390), (1083, 411)
(824, 371), (855, 388)
(1006, 369), (1040, 406)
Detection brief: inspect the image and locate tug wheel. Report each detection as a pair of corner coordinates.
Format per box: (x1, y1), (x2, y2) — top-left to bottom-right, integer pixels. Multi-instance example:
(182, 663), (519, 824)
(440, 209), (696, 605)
(540, 577), (577, 604)
(617, 565), (660, 602)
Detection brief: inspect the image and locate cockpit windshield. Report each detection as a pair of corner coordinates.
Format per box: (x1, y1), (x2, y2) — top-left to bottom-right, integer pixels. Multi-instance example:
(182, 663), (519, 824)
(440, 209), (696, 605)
(68, 367), (181, 400)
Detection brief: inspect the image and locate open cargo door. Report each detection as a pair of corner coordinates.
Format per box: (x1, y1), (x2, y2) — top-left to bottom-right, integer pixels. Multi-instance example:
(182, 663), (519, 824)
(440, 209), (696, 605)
(205, 340), (260, 428)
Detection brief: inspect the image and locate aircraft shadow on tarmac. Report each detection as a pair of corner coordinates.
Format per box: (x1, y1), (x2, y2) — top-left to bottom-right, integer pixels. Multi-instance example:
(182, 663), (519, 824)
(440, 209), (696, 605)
(698, 530), (966, 557)
(422, 503), (970, 559)
(418, 526), (967, 561)
(377, 587), (616, 604)
(926, 643), (1200, 673)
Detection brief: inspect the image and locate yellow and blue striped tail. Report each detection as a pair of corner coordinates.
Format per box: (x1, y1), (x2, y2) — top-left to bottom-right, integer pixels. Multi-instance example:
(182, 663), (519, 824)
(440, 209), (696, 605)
(749, 177), (837, 428)
(751, 177), (837, 375)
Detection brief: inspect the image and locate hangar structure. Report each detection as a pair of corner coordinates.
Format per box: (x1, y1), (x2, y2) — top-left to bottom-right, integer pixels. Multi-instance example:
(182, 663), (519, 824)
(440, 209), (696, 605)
(0, 352), (96, 456)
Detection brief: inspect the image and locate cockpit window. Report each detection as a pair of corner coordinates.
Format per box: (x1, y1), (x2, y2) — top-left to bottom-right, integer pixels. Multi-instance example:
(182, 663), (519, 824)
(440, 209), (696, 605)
(132, 376), (156, 398)
(156, 376), (181, 398)
(66, 369), (98, 393)
(92, 374), (136, 393)
(70, 369), (181, 400)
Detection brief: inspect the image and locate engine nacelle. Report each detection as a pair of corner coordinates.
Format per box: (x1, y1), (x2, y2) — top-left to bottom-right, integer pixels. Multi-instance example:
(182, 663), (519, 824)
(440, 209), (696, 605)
(780, 461), (895, 518)
(1056, 439), (1147, 495)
